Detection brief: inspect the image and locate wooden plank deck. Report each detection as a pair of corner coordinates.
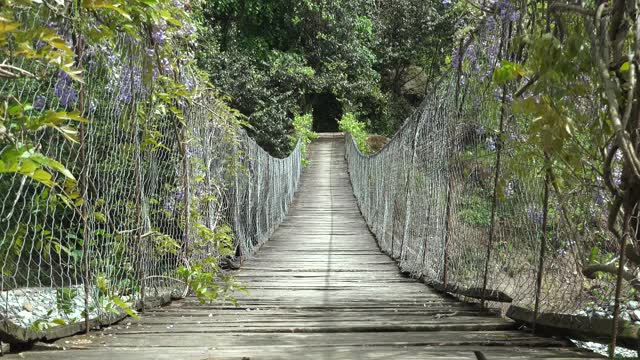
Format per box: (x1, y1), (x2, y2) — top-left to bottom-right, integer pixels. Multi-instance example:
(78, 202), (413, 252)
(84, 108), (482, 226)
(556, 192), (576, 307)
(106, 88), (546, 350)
(4, 135), (602, 359)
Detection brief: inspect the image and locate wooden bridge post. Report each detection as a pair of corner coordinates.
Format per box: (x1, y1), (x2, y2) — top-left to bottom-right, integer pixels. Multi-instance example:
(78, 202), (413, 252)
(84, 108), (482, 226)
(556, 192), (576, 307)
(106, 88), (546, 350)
(79, 94), (90, 335)
(134, 97), (145, 312)
(610, 213), (630, 357)
(443, 177), (453, 290)
(532, 158), (551, 333)
(233, 141), (243, 259)
(181, 126), (191, 258)
(442, 96), (458, 291)
(481, 85), (508, 310)
(421, 187), (432, 268)
(202, 126), (214, 253)
(255, 150), (262, 244)
(400, 118), (422, 264)
(74, 34), (91, 334)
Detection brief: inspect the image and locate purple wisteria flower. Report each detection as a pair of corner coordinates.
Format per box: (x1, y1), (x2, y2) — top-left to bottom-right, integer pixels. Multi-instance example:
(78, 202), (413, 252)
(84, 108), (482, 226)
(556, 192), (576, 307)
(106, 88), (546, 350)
(509, 10), (521, 22)
(152, 22), (167, 46)
(610, 150), (624, 186)
(34, 40), (46, 51)
(33, 95), (47, 111)
(465, 44), (477, 64)
(89, 100), (98, 114)
(614, 150), (623, 162)
(177, 23), (197, 38)
(152, 67), (160, 81)
(613, 167), (622, 186)
(486, 16), (497, 32)
(451, 48), (461, 70)
(107, 54), (118, 67)
(184, 77), (195, 91)
(160, 57), (172, 73)
(117, 65), (143, 105)
(54, 71), (78, 109)
(195, 182), (206, 197)
(508, 130), (519, 142)
(593, 191), (607, 206)
(486, 137), (496, 151)
(493, 87), (512, 102)
(504, 181), (514, 198)
(163, 195), (177, 214)
(496, 1), (520, 24)
(526, 205), (544, 226)
(473, 98), (482, 111)
(487, 40), (499, 66)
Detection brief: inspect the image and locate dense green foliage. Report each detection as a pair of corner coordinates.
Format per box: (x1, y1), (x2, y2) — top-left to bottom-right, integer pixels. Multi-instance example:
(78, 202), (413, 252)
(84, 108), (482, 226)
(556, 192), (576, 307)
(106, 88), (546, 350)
(443, 0), (640, 353)
(339, 113), (370, 154)
(194, 0), (457, 156)
(4, 0), (640, 353)
(0, 0), (245, 326)
(291, 113), (317, 166)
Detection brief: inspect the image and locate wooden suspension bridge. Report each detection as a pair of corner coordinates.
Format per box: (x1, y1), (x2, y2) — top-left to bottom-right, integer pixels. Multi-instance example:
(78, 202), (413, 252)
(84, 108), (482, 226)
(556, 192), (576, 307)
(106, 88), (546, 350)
(3, 135), (602, 359)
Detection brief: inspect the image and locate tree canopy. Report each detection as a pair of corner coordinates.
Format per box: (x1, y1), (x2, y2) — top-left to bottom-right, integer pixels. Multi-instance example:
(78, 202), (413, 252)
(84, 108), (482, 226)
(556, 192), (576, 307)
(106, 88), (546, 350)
(194, 0), (456, 156)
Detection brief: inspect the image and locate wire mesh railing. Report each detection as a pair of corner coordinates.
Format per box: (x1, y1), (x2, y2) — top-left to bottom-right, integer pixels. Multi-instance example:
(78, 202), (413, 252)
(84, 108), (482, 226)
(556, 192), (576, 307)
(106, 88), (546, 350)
(344, 90), (626, 354)
(345, 22), (636, 357)
(0, 10), (302, 345)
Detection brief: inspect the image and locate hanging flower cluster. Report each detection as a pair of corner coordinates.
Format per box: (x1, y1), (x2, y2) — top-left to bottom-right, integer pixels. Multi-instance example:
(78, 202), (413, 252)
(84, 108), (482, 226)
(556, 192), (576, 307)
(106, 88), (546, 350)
(152, 21), (168, 46)
(117, 64), (143, 105)
(54, 71), (78, 109)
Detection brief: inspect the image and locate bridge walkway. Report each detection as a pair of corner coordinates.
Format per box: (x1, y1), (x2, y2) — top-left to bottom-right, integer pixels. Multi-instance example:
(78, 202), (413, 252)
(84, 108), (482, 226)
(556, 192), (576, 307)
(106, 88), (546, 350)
(5, 135), (601, 359)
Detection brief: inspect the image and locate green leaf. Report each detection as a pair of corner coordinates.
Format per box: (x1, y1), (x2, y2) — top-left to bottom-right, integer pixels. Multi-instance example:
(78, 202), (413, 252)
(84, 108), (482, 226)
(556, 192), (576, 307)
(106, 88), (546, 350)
(93, 212), (107, 223)
(0, 20), (20, 35)
(620, 61), (630, 72)
(52, 319), (67, 326)
(31, 169), (54, 186)
(83, 0), (132, 20)
(34, 155), (75, 180)
(110, 296), (140, 320)
(55, 125), (80, 143)
(493, 60), (527, 85)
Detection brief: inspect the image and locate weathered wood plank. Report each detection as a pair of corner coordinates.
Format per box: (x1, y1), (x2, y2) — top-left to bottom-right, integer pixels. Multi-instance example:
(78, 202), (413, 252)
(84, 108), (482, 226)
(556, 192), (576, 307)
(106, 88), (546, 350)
(8, 346), (604, 360)
(2, 136), (601, 359)
(55, 331), (571, 349)
(427, 280), (514, 303)
(508, 305), (640, 350)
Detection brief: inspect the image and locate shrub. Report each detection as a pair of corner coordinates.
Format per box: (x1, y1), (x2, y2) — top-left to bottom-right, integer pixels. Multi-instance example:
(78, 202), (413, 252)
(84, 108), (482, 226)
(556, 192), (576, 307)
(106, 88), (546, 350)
(339, 113), (370, 154)
(291, 113), (318, 166)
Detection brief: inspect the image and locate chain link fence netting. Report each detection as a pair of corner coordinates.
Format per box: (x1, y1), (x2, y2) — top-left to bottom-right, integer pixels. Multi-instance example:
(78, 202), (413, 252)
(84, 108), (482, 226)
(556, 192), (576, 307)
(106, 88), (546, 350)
(0, 10), (302, 344)
(345, 18), (632, 354)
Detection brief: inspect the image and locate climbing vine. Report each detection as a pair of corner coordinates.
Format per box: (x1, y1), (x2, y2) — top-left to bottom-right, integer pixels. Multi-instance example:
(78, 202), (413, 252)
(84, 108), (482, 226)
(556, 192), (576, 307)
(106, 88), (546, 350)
(0, 0), (246, 329)
(291, 113), (317, 166)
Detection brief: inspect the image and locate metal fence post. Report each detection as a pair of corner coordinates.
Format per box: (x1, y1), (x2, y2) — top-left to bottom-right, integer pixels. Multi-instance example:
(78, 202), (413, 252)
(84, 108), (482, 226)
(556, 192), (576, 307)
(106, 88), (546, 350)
(481, 86), (507, 309)
(182, 127), (190, 259)
(134, 106), (145, 312)
(80, 100), (90, 334)
(533, 159), (551, 333)
(443, 177), (453, 290)
(610, 217), (628, 358)
(400, 118), (423, 263)
(74, 33), (91, 334)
